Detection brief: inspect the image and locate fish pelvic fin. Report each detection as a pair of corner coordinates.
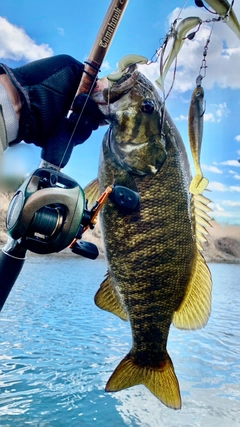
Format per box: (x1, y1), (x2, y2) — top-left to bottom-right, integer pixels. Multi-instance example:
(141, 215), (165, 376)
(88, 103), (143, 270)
(105, 353), (181, 410)
(84, 178), (100, 209)
(94, 274), (128, 321)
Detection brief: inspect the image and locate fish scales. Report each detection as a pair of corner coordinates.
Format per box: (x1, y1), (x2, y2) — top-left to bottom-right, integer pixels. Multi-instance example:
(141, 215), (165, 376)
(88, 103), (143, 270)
(89, 65), (212, 409)
(100, 135), (196, 360)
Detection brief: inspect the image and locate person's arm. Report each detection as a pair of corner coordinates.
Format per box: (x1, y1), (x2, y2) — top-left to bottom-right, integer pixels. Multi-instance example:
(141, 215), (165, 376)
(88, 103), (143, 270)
(1, 55), (103, 162)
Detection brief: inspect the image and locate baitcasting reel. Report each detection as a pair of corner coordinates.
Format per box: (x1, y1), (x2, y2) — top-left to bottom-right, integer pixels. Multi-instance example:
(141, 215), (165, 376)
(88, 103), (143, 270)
(6, 168), (97, 258)
(0, 167), (139, 312)
(6, 167), (140, 258)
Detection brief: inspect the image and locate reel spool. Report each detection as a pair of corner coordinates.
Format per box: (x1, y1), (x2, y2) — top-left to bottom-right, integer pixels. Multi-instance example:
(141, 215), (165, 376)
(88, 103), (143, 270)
(6, 168), (86, 254)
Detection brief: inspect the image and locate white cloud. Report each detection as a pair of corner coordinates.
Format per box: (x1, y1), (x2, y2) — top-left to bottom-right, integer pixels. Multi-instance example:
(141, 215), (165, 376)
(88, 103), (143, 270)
(201, 103), (230, 123)
(221, 160), (240, 167)
(58, 27), (65, 36)
(213, 203), (224, 212)
(235, 135), (240, 142)
(208, 181), (228, 192)
(204, 112), (215, 122)
(174, 114), (188, 121)
(0, 16), (53, 62)
(211, 210), (238, 219)
(222, 200), (240, 208)
(202, 164), (222, 174)
(101, 61), (111, 71)
(214, 102), (230, 122)
(209, 180), (240, 193)
(230, 186), (240, 192)
(210, 198), (240, 224)
(139, 4), (240, 93)
(233, 174), (240, 180)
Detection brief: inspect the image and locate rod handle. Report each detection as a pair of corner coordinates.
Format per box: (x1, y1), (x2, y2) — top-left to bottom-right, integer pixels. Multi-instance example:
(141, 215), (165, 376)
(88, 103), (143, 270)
(0, 249), (26, 311)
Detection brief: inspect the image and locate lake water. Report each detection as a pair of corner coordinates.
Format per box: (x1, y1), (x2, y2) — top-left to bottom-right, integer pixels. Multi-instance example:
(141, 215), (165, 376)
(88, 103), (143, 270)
(0, 256), (239, 427)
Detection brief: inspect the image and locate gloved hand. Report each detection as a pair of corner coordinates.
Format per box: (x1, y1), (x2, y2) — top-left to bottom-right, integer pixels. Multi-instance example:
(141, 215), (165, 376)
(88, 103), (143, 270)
(72, 93), (103, 130)
(66, 93), (103, 145)
(41, 93), (103, 167)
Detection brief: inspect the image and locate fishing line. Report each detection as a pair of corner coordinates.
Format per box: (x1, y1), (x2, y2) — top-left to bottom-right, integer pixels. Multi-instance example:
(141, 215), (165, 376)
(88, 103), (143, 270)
(58, 0), (235, 172)
(197, 19), (215, 85)
(195, 0), (234, 19)
(146, 0), (192, 134)
(57, 71), (99, 171)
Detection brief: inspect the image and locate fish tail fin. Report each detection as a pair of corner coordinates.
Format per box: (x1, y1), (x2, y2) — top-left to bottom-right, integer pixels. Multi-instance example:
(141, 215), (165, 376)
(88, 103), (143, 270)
(105, 353), (181, 410)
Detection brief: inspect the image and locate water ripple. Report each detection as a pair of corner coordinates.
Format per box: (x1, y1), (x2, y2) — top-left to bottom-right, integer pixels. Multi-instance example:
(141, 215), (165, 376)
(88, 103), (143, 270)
(0, 260), (239, 426)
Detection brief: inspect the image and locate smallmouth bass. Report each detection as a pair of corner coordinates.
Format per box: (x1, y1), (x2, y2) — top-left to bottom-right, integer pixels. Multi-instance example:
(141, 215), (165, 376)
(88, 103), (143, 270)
(88, 61), (212, 409)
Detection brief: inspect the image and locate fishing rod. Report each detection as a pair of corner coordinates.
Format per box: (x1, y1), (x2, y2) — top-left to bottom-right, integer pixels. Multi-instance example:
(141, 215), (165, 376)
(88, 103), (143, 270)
(77, 0), (130, 95)
(0, 0), (130, 312)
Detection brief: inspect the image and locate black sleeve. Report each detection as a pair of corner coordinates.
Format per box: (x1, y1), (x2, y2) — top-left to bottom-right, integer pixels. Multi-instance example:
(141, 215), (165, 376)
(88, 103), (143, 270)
(7, 55), (84, 147)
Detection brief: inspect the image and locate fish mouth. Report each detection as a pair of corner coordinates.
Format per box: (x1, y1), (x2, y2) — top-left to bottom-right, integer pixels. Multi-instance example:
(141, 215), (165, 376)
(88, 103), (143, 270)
(91, 69), (139, 106)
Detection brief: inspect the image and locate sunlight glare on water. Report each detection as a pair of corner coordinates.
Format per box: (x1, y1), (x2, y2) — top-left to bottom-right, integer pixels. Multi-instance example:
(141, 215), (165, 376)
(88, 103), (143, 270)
(0, 257), (239, 426)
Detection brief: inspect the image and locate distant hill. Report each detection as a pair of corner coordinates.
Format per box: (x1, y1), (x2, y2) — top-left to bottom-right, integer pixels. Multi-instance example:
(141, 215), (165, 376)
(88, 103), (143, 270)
(0, 191), (239, 263)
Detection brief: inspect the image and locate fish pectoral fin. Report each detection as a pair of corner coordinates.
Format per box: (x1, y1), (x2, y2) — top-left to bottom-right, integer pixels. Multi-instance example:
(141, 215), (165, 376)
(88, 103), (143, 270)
(84, 178), (100, 209)
(173, 251), (212, 330)
(190, 174), (209, 195)
(105, 353), (181, 410)
(94, 274), (128, 321)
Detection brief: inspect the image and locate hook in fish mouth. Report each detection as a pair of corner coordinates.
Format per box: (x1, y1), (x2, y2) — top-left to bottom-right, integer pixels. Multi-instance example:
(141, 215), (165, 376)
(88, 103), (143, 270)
(100, 54), (148, 104)
(102, 70), (140, 104)
(92, 54), (148, 106)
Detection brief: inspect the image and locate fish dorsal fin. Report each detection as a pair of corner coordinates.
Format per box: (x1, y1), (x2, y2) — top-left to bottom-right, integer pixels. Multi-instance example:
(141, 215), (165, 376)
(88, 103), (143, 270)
(191, 192), (212, 250)
(173, 191), (212, 330)
(84, 178), (100, 209)
(94, 273), (128, 322)
(173, 250), (212, 330)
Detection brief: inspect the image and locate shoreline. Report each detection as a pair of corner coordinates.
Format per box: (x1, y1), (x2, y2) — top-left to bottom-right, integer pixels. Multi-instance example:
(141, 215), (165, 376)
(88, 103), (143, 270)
(1, 192), (239, 264)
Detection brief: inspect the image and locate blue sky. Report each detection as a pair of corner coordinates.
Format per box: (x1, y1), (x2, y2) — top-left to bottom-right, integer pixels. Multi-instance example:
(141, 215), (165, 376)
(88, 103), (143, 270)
(1, 0), (240, 225)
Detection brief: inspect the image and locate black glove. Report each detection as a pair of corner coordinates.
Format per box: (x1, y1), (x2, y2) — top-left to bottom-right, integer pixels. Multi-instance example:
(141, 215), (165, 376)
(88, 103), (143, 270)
(41, 94), (103, 167)
(71, 93), (103, 131)
(66, 93), (104, 145)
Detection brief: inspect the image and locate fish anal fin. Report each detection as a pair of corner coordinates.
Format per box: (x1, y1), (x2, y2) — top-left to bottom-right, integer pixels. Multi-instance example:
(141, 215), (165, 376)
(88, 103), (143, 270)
(94, 274), (128, 321)
(106, 353), (181, 410)
(84, 178), (100, 209)
(173, 251), (212, 330)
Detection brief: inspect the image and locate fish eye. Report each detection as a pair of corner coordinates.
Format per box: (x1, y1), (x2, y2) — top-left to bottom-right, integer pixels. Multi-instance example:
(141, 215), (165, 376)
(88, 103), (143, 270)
(195, 89), (203, 97)
(141, 99), (155, 114)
